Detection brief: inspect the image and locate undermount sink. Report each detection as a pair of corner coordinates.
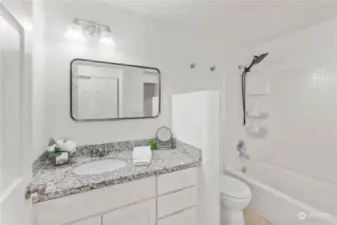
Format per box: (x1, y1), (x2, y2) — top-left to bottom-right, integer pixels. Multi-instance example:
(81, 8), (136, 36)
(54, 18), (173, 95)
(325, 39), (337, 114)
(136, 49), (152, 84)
(73, 159), (127, 175)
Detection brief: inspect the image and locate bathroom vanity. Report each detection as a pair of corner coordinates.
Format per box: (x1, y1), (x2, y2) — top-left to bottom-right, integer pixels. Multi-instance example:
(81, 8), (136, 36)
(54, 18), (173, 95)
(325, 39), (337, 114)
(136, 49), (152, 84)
(31, 59), (202, 225)
(32, 141), (201, 225)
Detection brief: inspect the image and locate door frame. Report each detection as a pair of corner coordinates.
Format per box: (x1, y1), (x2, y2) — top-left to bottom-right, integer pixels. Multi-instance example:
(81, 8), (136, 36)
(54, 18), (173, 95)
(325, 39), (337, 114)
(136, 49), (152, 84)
(0, 0), (26, 193)
(0, 2), (32, 225)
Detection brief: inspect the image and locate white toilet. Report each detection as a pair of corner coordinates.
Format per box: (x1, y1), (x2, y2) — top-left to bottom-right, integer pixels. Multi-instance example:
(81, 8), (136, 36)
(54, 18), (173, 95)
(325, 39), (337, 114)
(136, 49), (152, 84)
(220, 175), (252, 225)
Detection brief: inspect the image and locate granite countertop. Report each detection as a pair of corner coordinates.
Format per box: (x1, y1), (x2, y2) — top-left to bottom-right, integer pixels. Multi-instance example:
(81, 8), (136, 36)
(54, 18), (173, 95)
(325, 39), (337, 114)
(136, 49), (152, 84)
(32, 144), (201, 204)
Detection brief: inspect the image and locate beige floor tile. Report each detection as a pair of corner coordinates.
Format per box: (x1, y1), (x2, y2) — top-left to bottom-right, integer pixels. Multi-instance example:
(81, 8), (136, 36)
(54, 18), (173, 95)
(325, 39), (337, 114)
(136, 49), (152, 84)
(244, 210), (272, 225)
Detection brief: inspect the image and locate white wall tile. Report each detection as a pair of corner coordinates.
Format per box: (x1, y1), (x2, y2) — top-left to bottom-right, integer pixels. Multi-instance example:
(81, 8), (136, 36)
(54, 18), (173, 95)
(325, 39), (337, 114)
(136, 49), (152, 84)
(224, 18), (337, 215)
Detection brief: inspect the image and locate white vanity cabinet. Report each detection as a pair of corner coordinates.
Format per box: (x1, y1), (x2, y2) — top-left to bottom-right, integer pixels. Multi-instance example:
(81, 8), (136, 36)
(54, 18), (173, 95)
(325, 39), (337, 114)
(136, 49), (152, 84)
(70, 216), (101, 225)
(157, 167), (197, 195)
(157, 207), (196, 225)
(102, 199), (156, 225)
(157, 187), (197, 218)
(156, 168), (198, 224)
(34, 168), (198, 225)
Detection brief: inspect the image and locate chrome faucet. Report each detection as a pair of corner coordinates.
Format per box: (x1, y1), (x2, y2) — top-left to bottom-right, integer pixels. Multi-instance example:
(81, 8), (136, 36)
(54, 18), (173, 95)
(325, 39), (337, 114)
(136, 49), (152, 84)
(91, 148), (106, 157)
(237, 140), (249, 159)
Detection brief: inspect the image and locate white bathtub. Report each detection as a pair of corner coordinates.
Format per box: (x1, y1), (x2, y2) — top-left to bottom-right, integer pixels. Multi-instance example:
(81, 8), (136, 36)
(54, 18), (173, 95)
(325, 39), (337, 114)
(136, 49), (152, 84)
(225, 159), (337, 225)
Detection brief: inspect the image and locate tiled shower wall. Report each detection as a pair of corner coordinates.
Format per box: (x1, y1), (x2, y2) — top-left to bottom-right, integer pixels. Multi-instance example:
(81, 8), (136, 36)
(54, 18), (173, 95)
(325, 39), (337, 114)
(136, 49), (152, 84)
(224, 18), (337, 214)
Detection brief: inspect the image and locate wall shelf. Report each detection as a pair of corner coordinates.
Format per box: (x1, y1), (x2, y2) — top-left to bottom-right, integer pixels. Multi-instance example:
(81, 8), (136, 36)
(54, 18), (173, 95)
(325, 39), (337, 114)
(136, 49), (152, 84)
(246, 111), (269, 119)
(248, 92), (269, 96)
(246, 125), (268, 138)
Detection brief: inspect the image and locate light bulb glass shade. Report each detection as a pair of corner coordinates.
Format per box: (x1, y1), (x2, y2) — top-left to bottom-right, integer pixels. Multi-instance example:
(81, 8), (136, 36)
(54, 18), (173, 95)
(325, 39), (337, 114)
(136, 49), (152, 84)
(99, 30), (116, 46)
(65, 22), (85, 42)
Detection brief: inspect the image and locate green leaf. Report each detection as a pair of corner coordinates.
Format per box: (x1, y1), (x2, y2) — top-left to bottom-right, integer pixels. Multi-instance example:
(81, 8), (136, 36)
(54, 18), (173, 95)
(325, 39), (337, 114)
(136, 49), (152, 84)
(148, 140), (157, 150)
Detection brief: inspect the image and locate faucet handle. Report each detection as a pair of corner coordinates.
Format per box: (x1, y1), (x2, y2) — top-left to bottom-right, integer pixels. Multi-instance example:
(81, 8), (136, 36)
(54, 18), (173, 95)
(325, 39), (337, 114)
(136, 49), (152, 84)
(90, 149), (97, 157)
(98, 148), (104, 157)
(237, 140), (246, 153)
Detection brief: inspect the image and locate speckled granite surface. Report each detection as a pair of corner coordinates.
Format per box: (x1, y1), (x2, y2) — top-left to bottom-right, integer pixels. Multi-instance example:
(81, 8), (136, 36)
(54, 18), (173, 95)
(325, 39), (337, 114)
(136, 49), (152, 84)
(32, 140), (201, 204)
(32, 139), (158, 173)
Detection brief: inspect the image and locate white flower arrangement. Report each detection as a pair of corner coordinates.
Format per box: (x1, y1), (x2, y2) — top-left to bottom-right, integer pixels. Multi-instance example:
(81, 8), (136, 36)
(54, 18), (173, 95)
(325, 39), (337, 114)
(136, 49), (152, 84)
(46, 138), (76, 157)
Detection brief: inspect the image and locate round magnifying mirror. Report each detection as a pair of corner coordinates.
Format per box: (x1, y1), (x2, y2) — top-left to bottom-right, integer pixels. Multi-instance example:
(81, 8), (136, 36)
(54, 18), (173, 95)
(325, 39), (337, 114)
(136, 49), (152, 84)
(156, 127), (172, 142)
(156, 127), (173, 149)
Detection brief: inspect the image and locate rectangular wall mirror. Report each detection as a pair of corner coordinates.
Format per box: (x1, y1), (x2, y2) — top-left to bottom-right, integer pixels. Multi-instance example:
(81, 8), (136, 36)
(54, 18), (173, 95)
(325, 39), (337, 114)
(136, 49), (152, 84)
(71, 59), (161, 121)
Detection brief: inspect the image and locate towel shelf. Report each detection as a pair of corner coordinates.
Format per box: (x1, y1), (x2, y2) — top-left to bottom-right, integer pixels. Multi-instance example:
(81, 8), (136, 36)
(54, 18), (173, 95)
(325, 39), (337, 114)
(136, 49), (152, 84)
(246, 111), (269, 119)
(246, 126), (268, 138)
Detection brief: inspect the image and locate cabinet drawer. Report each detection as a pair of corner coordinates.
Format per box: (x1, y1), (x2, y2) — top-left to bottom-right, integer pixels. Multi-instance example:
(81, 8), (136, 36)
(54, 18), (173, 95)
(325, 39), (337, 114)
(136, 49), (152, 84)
(34, 177), (156, 225)
(157, 187), (197, 218)
(157, 207), (196, 225)
(157, 168), (197, 195)
(69, 216), (101, 225)
(103, 199), (156, 225)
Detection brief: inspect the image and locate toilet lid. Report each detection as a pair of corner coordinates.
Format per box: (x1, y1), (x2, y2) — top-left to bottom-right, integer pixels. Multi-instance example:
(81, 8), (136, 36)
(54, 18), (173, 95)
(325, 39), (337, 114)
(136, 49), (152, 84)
(220, 175), (251, 199)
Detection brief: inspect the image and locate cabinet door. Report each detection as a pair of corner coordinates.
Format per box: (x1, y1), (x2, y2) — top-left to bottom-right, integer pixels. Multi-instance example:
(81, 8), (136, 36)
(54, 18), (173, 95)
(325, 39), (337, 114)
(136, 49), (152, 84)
(157, 207), (196, 225)
(70, 216), (101, 225)
(157, 187), (197, 218)
(157, 168), (197, 195)
(103, 199), (156, 225)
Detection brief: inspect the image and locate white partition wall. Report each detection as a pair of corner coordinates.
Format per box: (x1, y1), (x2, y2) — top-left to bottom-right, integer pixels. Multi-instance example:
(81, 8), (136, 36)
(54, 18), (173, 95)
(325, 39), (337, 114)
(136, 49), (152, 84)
(171, 91), (221, 225)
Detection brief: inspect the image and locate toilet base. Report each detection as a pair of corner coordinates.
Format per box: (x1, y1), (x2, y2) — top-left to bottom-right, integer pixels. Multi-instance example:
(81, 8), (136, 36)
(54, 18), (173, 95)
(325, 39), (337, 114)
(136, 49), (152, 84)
(221, 208), (245, 225)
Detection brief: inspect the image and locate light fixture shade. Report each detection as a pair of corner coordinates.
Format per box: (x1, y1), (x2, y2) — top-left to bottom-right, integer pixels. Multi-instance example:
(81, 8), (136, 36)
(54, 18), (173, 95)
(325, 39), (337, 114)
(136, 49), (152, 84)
(65, 22), (85, 42)
(100, 30), (116, 46)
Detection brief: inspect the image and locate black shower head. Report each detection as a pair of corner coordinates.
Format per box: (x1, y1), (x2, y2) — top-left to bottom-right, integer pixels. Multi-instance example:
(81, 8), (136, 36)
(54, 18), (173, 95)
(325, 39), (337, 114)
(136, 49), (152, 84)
(253, 53), (269, 65)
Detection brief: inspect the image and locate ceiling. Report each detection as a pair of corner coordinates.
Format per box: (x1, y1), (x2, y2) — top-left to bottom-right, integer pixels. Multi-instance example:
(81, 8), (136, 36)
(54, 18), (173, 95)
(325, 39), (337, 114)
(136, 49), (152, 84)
(5, 0), (32, 30)
(102, 0), (337, 46)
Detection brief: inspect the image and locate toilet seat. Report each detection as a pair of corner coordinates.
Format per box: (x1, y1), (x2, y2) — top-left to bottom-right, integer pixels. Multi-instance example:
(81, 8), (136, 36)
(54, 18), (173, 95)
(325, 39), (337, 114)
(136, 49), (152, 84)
(221, 175), (251, 199)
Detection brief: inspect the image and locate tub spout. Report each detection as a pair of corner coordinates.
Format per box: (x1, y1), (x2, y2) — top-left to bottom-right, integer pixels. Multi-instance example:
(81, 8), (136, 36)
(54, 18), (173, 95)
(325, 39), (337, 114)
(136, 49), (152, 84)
(239, 152), (249, 159)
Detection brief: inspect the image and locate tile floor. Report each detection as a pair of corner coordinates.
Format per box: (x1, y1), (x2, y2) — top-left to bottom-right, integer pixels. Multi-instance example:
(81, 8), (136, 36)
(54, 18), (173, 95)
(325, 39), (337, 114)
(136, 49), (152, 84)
(244, 210), (272, 225)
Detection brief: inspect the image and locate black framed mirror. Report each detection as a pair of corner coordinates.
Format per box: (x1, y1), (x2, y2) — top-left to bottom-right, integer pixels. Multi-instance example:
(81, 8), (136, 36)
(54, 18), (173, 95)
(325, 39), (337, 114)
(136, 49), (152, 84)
(70, 59), (161, 121)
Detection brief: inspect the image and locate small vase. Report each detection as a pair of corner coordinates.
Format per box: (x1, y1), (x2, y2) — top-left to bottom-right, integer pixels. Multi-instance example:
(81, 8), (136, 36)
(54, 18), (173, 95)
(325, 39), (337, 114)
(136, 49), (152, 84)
(51, 152), (69, 166)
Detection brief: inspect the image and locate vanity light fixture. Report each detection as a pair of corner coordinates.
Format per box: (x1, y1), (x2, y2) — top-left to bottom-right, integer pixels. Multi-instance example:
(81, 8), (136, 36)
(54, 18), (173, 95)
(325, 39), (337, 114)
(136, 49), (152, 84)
(99, 28), (116, 47)
(64, 19), (85, 42)
(65, 18), (115, 46)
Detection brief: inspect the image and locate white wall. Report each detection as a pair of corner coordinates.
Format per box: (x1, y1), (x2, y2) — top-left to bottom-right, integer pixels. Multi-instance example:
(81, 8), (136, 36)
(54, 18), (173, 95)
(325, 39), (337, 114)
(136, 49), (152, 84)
(172, 91), (221, 225)
(224, 17), (337, 201)
(32, 2), (47, 159)
(40, 1), (249, 150)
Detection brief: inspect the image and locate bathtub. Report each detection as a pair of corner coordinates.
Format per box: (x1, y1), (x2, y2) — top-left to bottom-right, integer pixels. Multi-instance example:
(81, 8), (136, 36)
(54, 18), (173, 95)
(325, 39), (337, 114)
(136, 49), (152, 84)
(225, 159), (337, 225)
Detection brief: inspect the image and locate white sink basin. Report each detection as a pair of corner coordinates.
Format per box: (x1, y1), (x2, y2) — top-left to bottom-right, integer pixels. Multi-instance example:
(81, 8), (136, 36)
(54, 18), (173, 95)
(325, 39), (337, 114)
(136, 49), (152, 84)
(73, 159), (126, 175)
